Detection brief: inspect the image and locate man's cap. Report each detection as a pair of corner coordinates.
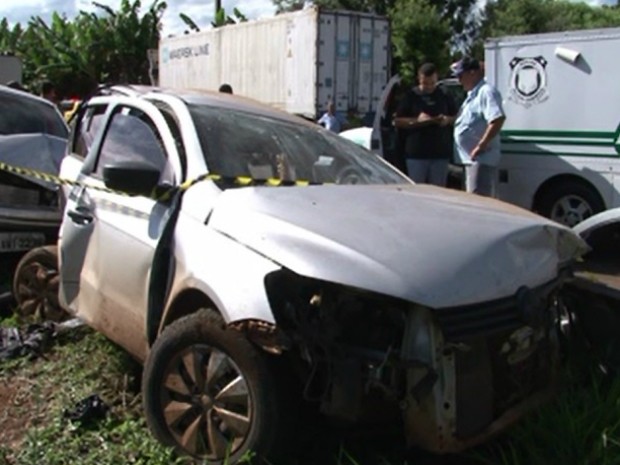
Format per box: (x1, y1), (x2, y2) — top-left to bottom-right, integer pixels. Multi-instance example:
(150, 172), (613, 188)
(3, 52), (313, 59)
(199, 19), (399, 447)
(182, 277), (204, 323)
(450, 57), (480, 77)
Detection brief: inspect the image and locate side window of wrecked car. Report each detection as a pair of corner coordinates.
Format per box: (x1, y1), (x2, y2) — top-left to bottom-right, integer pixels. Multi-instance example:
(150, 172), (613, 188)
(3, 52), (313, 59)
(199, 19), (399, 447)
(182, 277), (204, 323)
(94, 107), (173, 184)
(73, 105), (107, 159)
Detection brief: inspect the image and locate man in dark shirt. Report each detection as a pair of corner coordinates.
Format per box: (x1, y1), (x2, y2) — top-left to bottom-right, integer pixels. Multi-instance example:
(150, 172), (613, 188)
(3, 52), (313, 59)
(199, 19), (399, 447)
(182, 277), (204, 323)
(393, 63), (457, 186)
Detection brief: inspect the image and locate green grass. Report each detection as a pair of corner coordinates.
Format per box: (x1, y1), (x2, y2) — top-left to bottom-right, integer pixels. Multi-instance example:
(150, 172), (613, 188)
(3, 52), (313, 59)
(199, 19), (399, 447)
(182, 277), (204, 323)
(3, 304), (620, 464)
(0, 326), (179, 465)
(470, 367), (620, 465)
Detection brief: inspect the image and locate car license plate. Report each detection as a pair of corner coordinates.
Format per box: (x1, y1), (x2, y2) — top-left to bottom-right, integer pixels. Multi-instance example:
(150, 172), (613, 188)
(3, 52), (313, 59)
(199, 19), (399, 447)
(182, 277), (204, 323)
(0, 232), (46, 252)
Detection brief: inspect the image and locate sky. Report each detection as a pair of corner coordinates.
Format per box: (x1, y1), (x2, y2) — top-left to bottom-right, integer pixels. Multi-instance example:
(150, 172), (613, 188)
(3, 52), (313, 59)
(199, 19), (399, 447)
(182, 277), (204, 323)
(0, 0), (616, 36)
(0, 0), (279, 36)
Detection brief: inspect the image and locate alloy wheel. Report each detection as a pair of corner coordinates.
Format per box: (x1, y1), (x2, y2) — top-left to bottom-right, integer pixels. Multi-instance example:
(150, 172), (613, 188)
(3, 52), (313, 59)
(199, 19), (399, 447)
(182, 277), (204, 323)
(160, 344), (252, 459)
(550, 194), (593, 227)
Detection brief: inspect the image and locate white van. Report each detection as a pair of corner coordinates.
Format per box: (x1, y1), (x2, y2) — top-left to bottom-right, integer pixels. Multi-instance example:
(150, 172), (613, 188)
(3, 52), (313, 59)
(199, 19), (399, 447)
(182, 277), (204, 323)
(487, 27), (620, 226)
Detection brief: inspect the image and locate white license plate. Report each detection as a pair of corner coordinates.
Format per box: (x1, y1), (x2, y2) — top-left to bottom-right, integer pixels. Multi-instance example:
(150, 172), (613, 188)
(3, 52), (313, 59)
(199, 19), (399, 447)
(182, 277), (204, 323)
(0, 232), (46, 252)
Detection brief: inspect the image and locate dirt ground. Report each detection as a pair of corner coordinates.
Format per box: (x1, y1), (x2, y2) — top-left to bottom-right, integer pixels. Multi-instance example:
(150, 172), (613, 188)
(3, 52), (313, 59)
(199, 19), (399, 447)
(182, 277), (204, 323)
(0, 369), (53, 449)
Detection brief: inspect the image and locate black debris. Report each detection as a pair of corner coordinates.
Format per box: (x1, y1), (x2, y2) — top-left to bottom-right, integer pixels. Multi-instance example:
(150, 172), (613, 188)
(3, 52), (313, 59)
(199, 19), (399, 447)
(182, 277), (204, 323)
(0, 321), (55, 361)
(63, 394), (109, 425)
(0, 318), (84, 361)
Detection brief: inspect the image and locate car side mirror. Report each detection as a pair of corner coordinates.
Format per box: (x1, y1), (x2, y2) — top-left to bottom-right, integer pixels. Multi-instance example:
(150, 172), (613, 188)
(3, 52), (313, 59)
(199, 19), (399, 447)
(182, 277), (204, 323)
(103, 161), (161, 197)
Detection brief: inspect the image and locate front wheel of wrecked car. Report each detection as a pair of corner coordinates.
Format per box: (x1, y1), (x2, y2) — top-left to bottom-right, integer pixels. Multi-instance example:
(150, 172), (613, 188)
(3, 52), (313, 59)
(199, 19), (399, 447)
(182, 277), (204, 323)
(142, 308), (292, 464)
(12, 245), (67, 322)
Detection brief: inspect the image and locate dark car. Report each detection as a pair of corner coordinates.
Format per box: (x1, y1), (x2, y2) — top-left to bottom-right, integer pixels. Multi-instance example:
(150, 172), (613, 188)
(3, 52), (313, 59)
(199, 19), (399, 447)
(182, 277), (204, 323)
(0, 85), (68, 316)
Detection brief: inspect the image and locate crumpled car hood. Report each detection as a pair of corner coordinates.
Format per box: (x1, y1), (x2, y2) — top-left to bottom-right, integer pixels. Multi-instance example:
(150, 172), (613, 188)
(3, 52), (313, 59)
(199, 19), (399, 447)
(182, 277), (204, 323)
(0, 133), (66, 190)
(206, 184), (587, 308)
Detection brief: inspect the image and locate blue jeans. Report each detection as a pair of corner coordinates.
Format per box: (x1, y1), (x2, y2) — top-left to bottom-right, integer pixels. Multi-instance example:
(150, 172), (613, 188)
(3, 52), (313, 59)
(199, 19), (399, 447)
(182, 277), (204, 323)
(406, 159), (449, 187)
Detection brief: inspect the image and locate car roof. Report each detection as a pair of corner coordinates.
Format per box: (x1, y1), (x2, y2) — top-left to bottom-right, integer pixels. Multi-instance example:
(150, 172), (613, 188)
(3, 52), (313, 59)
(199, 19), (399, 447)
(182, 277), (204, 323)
(0, 84), (61, 109)
(0, 84), (69, 135)
(102, 84), (318, 128)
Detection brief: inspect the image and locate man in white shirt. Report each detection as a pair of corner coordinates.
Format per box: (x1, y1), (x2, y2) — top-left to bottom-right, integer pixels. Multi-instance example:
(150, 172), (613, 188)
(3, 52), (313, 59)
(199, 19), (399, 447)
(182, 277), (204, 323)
(318, 101), (347, 133)
(451, 57), (506, 197)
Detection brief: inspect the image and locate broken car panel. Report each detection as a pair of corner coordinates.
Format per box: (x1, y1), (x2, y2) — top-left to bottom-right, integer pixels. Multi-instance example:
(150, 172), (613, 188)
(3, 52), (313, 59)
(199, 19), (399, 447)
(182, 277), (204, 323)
(207, 184), (585, 308)
(57, 85), (588, 462)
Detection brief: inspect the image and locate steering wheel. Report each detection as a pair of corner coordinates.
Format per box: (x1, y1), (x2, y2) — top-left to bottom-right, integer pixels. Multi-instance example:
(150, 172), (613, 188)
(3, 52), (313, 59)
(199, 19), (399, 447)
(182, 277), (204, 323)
(336, 166), (365, 184)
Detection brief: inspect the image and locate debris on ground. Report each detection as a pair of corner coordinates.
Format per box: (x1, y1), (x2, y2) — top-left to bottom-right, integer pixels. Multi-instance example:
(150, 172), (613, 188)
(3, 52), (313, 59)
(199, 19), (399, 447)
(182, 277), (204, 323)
(63, 393), (109, 425)
(0, 318), (84, 361)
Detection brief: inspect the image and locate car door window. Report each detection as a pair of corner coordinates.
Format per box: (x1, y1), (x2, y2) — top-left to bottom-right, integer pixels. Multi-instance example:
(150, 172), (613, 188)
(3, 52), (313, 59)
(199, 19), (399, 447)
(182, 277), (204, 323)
(72, 105), (107, 159)
(152, 101), (187, 179)
(94, 107), (173, 184)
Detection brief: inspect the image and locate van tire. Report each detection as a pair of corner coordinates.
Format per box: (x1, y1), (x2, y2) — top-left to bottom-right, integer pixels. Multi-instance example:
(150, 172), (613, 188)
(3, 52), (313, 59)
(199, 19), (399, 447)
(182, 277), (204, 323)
(142, 308), (293, 464)
(536, 180), (604, 227)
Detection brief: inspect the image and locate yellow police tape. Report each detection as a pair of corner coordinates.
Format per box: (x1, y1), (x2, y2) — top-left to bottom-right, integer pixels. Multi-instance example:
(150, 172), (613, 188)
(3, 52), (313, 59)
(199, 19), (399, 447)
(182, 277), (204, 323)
(0, 161), (126, 196)
(0, 161), (313, 202)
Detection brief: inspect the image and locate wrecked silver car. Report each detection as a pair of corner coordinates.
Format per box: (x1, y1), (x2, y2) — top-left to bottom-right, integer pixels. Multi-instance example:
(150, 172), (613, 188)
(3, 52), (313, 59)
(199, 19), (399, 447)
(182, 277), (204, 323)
(56, 85), (587, 463)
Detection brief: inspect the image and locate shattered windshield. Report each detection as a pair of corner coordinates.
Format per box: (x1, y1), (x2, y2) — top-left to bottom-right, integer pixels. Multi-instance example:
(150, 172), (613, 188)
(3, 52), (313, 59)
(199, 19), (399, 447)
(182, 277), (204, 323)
(189, 104), (407, 186)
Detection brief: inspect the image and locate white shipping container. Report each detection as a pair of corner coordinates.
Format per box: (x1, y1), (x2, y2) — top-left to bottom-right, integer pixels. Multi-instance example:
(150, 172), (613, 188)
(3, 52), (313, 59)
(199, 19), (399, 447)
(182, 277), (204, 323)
(0, 55), (23, 85)
(158, 7), (390, 118)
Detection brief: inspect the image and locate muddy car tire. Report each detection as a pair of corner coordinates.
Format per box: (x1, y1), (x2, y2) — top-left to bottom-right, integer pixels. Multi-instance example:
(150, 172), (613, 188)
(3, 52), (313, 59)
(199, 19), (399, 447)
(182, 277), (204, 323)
(142, 308), (292, 464)
(12, 245), (66, 322)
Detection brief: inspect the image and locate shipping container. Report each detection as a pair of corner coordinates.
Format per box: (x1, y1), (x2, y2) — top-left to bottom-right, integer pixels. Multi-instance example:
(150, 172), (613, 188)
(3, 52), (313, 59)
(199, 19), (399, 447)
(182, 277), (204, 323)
(158, 7), (391, 119)
(0, 55), (23, 85)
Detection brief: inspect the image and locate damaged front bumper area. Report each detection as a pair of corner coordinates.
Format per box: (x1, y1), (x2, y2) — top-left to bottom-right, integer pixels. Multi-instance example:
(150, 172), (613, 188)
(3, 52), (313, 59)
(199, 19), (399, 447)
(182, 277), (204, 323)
(257, 269), (567, 453)
(0, 172), (61, 254)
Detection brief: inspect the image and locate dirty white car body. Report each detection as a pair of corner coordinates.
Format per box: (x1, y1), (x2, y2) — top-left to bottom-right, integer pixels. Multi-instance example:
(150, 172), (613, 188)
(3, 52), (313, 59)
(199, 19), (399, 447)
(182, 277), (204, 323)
(58, 85), (587, 463)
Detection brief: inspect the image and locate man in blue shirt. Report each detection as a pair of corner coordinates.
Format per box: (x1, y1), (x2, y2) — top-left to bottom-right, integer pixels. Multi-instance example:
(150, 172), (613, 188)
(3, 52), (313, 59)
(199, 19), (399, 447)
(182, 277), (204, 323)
(318, 101), (347, 133)
(451, 57), (506, 197)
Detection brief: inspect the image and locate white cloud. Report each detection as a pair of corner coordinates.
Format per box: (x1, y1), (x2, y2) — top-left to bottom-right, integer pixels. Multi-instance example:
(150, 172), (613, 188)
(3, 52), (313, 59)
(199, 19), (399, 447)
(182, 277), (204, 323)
(0, 0), (277, 36)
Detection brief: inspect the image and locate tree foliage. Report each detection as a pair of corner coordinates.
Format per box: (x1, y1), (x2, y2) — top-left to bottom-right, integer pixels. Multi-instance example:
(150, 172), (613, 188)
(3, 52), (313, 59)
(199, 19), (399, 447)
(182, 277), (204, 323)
(428, 0), (480, 49)
(3, 0), (620, 99)
(273, 0), (478, 50)
(482, 0), (620, 39)
(390, 0), (451, 82)
(0, 0), (166, 98)
(466, 0), (620, 58)
(0, 18), (23, 52)
(211, 7), (249, 27)
(272, 0), (478, 77)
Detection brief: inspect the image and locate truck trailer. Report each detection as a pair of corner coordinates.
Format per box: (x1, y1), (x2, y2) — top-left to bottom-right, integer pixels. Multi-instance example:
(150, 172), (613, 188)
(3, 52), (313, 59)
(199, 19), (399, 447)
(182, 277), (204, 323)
(158, 7), (390, 120)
